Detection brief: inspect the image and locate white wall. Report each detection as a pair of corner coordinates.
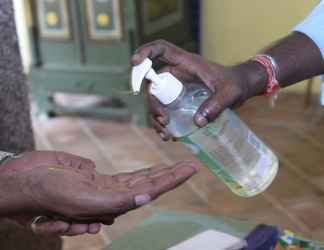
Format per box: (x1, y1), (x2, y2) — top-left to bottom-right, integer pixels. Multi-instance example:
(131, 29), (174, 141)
(13, 0), (32, 73)
(201, 0), (320, 93)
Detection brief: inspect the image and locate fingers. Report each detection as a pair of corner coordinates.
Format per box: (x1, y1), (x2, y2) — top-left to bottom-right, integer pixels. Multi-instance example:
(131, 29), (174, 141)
(126, 166), (173, 187)
(144, 82), (171, 140)
(63, 223), (101, 236)
(30, 217), (70, 235)
(158, 66), (198, 83)
(130, 161), (200, 202)
(146, 96), (169, 127)
(54, 162), (199, 220)
(30, 216), (101, 236)
(144, 83), (169, 126)
(151, 117), (171, 141)
(132, 40), (186, 66)
(83, 162), (199, 215)
(112, 164), (167, 183)
(88, 223), (101, 234)
(55, 152), (96, 172)
(63, 223), (89, 236)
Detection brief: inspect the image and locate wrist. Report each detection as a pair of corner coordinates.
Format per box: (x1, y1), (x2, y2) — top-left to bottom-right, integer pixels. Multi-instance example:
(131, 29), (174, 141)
(0, 172), (30, 216)
(0, 154), (35, 216)
(231, 60), (268, 98)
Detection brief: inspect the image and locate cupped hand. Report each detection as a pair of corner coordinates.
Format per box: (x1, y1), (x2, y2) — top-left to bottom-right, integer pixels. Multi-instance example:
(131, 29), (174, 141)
(132, 40), (254, 140)
(0, 151), (200, 236)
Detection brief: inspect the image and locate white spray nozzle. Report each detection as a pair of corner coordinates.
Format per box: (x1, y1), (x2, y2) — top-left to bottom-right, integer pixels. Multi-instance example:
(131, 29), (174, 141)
(131, 58), (153, 95)
(146, 68), (163, 85)
(131, 57), (183, 105)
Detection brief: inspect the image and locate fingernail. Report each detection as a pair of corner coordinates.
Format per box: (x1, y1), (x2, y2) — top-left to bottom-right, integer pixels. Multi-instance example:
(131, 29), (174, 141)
(195, 114), (208, 127)
(132, 54), (141, 64)
(190, 163), (201, 172)
(89, 224), (101, 234)
(135, 194), (151, 206)
(159, 132), (166, 139)
(30, 216), (49, 233)
(32, 216), (50, 224)
(192, 164), (200, 172)
(157, 116), (167, 126)
(180, 161), (201, 172)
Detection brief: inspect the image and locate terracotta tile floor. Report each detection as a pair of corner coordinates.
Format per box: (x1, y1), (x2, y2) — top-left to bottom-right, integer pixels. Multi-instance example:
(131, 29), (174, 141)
(33, 93), (324, 249)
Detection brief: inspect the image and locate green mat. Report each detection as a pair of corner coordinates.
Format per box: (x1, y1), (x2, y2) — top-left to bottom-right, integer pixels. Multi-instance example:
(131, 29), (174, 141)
(105, 211), (255, 250)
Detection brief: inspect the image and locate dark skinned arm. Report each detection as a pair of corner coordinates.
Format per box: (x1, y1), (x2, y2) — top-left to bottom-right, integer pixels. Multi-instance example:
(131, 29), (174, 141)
(242, 31), (324, 97)
(132, 33), (324, 140)
(0, 151), (199, 236)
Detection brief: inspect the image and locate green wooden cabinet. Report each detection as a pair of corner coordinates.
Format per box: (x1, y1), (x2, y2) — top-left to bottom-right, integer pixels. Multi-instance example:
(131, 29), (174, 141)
(28, 0), (197, 125)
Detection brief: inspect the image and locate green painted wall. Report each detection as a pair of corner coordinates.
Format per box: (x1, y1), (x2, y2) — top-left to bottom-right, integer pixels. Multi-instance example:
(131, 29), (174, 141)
(201, 0), (320, 93)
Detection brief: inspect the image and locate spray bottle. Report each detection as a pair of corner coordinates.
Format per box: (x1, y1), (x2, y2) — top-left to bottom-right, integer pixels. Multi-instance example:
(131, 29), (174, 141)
(131, 58), (279, 197)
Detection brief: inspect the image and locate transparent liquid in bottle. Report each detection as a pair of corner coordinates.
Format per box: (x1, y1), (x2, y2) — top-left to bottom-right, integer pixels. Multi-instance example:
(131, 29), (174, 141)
(166, 83), (279, 197)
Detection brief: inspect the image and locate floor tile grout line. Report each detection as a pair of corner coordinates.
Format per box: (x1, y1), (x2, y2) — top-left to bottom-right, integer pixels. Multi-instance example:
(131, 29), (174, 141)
(82, 246), (108, 250)
(247, 121), (319, 234)
(98, 228), (112, 246)
(129, 124), (209, 204)
(33, 123), (54, 150)
(78, 120), (118, 172)
(279, 151), (324, 193)
(78, 120), (155, 212)
(261, 192), (311, 234)
(232, 123), (313, 231)
(252, 119), (324, 152)
(77, 121), (154, 171)
(249, 120), (324, 191)
(249, 119), (306, 129)
(263, 152), (323, 234)
(293, 127), (324, 153)
(264, 141), (320, 233)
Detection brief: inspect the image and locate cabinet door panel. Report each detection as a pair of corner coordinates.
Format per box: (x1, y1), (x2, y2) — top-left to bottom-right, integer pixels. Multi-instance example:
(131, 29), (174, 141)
(34, 0), (80, 67)
(81, 0), (131, 67)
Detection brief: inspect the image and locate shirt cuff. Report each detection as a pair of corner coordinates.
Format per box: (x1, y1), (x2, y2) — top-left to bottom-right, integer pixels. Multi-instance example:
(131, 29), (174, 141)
(293, 2), (324, 59)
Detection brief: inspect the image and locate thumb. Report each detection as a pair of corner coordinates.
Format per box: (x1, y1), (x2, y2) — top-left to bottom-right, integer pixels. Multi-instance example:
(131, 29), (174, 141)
(194, 92), (229, 127)
(30, 216), (70, 235)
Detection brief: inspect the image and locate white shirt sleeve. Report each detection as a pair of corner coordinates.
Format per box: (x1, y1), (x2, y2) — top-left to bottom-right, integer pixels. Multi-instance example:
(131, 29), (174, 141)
(294, 1), (324, 58)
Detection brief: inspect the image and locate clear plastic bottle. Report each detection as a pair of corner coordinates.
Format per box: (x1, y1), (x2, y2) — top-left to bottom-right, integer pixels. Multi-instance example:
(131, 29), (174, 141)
(167, 83), (279, 197)
(131, 58), (279, 197)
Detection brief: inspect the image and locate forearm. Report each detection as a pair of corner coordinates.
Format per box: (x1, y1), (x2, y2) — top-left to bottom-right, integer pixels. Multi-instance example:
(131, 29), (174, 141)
(263, 32), (324, 86)
(235, 32), (324, 98)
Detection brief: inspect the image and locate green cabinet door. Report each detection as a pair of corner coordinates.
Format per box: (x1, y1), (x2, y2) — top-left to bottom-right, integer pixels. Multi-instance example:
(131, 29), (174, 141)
(28, 0), (197, 125)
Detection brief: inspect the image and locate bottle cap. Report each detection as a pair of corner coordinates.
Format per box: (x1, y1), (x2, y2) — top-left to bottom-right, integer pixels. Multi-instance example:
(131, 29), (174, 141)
(131, 58), (183, 105)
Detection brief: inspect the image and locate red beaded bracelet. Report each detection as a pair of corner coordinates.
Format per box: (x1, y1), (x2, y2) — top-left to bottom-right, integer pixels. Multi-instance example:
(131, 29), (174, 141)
(252, 54), (280, 100)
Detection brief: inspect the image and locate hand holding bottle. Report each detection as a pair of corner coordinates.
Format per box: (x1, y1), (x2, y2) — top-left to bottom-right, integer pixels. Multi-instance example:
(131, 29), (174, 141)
(131, 40), (279, 197)
(132, 40), (266, 140)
